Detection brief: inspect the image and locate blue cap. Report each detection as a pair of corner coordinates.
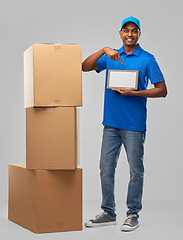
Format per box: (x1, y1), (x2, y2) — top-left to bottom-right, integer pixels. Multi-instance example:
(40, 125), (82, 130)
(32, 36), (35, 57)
(121, 16), (141, 30)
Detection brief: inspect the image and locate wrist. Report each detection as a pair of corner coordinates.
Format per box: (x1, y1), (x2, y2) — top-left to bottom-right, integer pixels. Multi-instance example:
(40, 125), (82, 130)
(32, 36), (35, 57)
(103, 47), (109, 54)
(131, 90), (138, 96)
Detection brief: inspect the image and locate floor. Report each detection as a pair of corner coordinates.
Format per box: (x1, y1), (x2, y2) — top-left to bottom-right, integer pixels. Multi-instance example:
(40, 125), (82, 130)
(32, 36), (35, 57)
(0, 200), (182, 240)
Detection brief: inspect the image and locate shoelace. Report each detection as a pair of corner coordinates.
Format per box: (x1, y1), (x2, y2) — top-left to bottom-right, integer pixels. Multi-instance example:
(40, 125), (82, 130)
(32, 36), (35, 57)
(94, 212), (107, 221)
(124, 214), (137, 225)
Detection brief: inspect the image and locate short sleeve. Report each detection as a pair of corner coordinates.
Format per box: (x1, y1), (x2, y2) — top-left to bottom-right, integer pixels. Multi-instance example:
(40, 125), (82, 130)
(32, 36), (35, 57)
(96, 54), (107, 73)
(147, 57), (165, 84)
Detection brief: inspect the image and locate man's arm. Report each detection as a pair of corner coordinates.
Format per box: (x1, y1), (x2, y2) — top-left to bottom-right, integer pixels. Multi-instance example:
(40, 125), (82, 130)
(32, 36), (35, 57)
(82, 47), (122, 72)
(113, 81), (167, 98)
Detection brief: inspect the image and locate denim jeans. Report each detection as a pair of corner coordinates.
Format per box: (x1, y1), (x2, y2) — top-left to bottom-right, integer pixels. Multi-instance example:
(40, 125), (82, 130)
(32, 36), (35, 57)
(100, 126), (146, 220)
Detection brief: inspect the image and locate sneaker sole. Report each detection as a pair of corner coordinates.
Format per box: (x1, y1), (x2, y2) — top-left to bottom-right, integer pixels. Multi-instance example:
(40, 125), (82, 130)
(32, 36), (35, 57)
(121, 223), (139, 232)
(85, 221), (117, 227)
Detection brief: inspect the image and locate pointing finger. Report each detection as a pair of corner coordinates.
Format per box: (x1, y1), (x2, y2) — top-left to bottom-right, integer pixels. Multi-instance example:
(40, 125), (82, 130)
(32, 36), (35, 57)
(118, 54), (123, 64)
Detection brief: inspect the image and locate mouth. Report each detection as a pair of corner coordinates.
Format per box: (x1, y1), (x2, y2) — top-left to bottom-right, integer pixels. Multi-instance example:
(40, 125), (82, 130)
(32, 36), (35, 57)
(126, 38), (134, 42)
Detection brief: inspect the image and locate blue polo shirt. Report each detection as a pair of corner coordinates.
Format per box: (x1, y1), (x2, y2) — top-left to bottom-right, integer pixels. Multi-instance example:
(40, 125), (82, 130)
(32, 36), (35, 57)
(96, 44), (165, 132)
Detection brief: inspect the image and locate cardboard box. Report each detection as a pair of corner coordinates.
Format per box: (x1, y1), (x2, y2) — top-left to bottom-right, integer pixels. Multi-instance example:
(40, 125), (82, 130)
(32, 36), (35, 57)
(26, 107), (80, 170)
(24, 44), (82, 107)
(8, 163), (83, 233)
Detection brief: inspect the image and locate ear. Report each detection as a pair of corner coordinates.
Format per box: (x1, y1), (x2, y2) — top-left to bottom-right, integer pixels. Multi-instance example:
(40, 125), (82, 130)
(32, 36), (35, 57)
(119, 30), (122, 38)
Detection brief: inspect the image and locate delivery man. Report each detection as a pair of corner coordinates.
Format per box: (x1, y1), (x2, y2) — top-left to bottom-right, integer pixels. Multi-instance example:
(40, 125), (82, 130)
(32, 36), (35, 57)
(82, 16), (167, 231)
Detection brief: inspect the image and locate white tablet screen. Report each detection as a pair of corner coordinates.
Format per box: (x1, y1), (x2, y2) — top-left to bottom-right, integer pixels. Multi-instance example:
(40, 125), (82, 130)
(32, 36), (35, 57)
(107, 70), (139, 90)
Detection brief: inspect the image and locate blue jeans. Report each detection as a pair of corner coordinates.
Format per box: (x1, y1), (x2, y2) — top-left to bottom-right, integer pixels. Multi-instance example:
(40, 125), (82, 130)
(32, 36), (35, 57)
(100, 126), (146, 220)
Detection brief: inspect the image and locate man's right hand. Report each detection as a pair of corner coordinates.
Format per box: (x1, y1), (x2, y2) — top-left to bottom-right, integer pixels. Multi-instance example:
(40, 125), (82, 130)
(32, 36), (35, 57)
(104, 47), (123, 64)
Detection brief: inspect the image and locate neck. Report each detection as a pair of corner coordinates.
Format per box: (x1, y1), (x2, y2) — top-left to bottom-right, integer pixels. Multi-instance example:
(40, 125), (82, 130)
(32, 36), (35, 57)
(123, 44), (138, 54)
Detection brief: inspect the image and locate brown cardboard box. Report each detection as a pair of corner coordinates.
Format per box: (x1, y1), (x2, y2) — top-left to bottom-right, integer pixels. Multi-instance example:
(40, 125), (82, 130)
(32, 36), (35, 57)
(8, 163), (83, 233)
(26, 107), (80, 170)
(24, 44), (82, 107)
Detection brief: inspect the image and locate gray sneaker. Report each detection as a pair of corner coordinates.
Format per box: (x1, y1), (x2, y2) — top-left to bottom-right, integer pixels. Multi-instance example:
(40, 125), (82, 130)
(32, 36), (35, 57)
(121, 214), (139, 232)
(84, 212), (116, 227)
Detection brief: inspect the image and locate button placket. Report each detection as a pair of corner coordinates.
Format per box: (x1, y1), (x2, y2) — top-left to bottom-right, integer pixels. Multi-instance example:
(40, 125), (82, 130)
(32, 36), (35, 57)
(123, 56), (127, 68)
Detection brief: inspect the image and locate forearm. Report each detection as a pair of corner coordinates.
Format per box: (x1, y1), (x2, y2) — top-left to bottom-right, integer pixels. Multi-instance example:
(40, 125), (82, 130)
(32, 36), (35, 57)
(82, 48), (105, 72)
(133, 87), (167, 98)
(115, 81), (167, 98)
(82, 47), (122, 71)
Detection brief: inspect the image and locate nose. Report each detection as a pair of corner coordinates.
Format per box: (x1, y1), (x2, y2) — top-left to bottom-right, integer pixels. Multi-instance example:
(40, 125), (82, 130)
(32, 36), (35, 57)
(128, 30), (133, 36)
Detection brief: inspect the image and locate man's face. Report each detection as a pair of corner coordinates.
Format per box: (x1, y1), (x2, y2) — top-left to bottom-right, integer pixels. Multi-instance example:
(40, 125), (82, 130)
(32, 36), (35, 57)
(119, 22), (141, 47)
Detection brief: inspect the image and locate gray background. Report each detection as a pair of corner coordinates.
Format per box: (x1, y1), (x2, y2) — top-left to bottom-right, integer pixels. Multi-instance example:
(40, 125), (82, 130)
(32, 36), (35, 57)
(0, 0), (182, 211)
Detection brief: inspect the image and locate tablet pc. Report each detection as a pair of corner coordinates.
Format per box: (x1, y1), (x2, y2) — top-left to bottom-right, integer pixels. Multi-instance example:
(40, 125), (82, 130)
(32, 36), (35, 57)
(107, 70), (139, 90)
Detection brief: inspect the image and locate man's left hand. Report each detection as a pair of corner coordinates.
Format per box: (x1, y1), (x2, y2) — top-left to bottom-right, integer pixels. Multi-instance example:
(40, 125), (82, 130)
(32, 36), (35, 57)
(112, 88), (135, 96)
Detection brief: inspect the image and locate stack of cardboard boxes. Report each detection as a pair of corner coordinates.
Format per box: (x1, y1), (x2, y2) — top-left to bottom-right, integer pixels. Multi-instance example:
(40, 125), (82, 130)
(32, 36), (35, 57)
(8, 44), (83, 233)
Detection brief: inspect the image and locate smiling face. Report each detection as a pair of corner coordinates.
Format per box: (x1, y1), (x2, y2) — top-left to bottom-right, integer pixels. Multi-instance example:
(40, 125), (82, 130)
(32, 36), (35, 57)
(119, 22), (141, 51)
